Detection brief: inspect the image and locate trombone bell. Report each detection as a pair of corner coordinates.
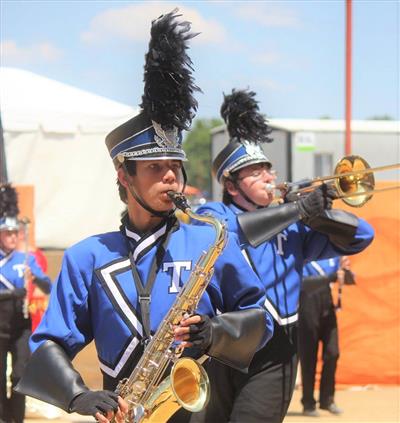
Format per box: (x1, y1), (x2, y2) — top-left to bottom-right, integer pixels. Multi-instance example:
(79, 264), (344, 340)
(276, 155), (399, 208)
(334, 155), (375, 207)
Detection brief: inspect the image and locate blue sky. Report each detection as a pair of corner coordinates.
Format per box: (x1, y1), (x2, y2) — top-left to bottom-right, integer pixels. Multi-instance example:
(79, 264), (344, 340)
(1, 0), (399, 121)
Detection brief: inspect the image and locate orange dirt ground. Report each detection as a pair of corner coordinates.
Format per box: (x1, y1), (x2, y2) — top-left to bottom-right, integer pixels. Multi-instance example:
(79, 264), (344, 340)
(20, 343), (400, 423)
(25, 384), (400, 423)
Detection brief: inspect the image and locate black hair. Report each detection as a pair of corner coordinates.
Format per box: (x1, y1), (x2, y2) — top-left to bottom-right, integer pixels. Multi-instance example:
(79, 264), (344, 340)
(222, 188), (233, 205)
(117, 161), (137, 203)
(221, 171), (239, 205)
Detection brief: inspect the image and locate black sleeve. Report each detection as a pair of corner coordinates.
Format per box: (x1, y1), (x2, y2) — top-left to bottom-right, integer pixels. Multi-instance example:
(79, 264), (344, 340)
(207, 308), (267, 373)
(32, 277), (52, 294)
(238, 203), (301, 247)
(305, 209), (359, 250)
(14, 340), (89, 412)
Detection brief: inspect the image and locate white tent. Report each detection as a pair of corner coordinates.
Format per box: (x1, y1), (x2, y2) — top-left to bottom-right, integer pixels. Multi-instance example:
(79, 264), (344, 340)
(1, 67), (138, 248)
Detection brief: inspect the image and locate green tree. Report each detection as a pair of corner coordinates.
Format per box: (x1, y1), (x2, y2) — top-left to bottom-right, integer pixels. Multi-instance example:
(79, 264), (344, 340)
(367, 114), (394, 120)
(183, 118), (223, 194)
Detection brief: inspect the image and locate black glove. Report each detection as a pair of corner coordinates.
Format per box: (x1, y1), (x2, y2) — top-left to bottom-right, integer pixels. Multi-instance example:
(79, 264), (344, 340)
(188, 315), (212, 351)
(296, 183), (336, 224)
(69, 390), (119, 416)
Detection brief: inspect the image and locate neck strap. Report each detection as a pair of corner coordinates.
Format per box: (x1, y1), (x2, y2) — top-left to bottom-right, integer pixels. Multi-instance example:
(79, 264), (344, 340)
(128, 218), (176, 340)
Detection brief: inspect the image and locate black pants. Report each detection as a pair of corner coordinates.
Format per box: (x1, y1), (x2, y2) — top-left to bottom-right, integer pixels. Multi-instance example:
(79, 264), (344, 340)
(298, 285), (339, 410)
(188, 324), (298, 423)
(0, 327), (31, 423)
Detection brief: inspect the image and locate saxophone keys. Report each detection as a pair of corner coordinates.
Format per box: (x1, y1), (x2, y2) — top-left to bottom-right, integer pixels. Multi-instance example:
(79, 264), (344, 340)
(132, 380), (147, 395)
(148, 359), (160, 368)
(132, 404), (146, 423)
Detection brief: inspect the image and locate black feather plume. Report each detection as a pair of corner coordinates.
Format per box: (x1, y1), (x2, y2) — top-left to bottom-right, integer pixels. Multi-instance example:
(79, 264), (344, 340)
(0, 184), (19, 217)
(220, 89), (272, 143)
(140, 9), (201, 131)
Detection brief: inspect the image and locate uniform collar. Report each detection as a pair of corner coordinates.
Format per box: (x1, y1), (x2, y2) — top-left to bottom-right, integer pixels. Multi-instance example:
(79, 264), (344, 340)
(0, 248), (14, 266)
(229, 201), (248, 214)
(120, 214), (178, 262)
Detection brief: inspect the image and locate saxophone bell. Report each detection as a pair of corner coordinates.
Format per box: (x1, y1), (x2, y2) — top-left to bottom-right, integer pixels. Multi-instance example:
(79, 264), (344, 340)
(170, 357), (210, 412)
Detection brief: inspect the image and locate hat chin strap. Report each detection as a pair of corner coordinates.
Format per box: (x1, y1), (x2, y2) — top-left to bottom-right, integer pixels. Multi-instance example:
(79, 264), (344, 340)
(123, 163), (188, 219)
(233, 181), (265, 210)
(129, 184), (173, 218)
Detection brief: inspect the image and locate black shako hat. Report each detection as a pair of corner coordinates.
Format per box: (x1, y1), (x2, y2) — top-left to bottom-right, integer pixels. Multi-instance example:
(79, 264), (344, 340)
(0, 184), (20, 231)
(106, 9), (200, 169)
(213, 89), (273, 183)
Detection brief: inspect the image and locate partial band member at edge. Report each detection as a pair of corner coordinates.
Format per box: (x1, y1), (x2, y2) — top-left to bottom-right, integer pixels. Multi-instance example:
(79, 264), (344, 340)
(0, 184), (52, 423)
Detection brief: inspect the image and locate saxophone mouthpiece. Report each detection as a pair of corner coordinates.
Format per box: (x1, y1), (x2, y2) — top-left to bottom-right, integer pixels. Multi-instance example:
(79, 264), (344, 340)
(167, 191), (191, 212)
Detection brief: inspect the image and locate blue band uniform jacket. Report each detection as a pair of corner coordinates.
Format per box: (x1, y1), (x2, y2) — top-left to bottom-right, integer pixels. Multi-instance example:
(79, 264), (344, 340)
(194, 202), (374, 327)
(30, 218), (274, 386)
(0, 249), (52, 335)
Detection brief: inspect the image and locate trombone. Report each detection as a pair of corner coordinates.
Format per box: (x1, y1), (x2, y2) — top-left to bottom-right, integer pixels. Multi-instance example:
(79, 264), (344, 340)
(272, 155), (400, 207)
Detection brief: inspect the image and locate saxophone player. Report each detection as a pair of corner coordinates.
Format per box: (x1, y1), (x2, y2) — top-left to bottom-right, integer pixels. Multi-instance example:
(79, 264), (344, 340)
(16, 10), (274, 423)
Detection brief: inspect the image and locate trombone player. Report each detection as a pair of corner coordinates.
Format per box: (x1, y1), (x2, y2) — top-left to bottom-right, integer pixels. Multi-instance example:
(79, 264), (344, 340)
(190, 88), (375, 423)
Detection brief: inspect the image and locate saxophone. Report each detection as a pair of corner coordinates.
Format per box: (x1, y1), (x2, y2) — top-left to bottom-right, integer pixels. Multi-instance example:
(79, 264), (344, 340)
(115, 191), (227, 423)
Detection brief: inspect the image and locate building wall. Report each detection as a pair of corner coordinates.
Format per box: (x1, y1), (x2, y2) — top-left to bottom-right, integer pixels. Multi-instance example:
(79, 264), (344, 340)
(291, 130), (399, 182)
(210, 121), (399, 201)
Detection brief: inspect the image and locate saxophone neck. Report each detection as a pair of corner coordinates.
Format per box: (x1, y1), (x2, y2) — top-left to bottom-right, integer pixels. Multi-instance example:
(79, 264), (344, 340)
(167, 191), (226, 246)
